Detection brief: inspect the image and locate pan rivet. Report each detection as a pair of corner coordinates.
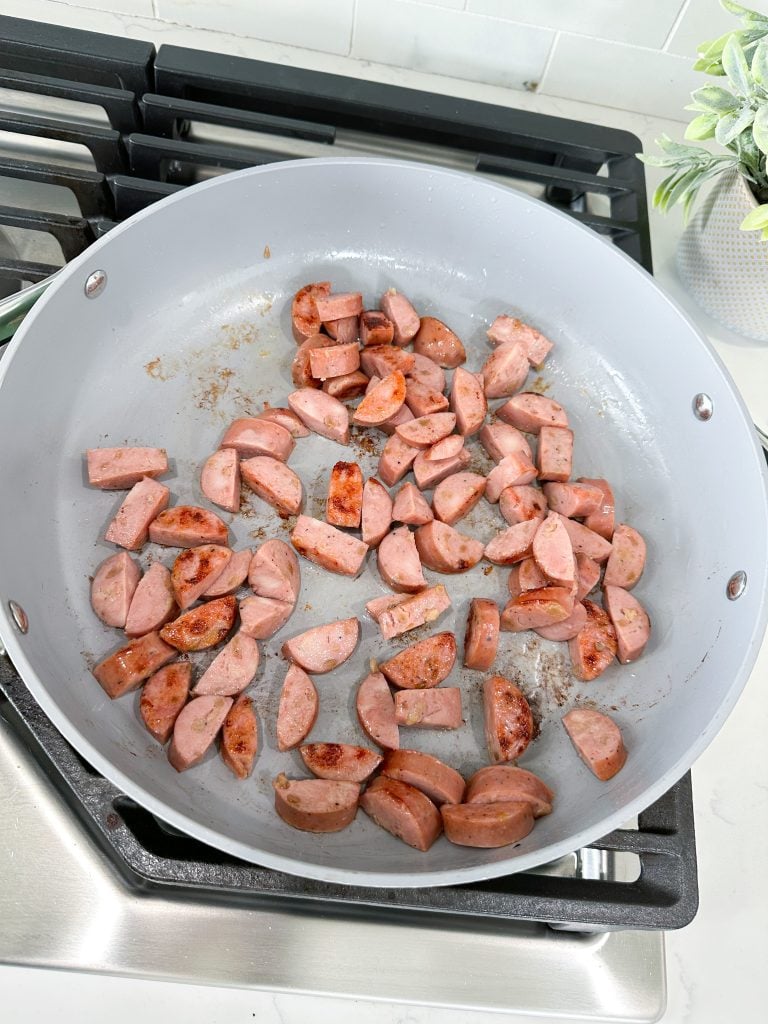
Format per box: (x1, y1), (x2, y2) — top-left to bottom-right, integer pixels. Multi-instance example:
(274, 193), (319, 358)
(693, 393), (713, 421)
(84, 269), (107, 299)
(727, 571), (747, 601)
(8, 600), (28, 634)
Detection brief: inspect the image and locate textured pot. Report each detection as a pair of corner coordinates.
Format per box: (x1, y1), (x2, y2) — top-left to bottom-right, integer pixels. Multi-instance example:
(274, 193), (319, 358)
(677, 168), (768, 342)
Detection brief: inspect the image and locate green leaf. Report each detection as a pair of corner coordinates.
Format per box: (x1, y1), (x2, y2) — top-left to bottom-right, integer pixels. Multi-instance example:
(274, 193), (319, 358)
(721, 1), (755, 17)
(761, 225), (768, 239)
(689, 83), (740, 111)
(685, 112), (719, 139)
(698, 31), (733, 60)
(715, 104), (755, 144)
(656, 134), (711, 161)
(740, 202), (768, 229)
(665, 167), (705, 209)
(752, 39), (768, 83)
(652, 174), (675, 211)
(752, 104), (768, 153)
(722, 35), (753, 94)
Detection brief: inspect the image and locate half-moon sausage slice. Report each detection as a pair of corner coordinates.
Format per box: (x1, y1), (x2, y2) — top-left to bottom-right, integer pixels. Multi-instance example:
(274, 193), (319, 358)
(432, 471), (486, 525)
(450, 366), (487, 436)
(532, 512), (575, 588)
(200, 449), (240, 514)
(256, 406), (310, 438)
(193, 632), (260, 696)
(149, 506), (228, 548)
(568, 599), (618, 680)
(377, 525), (426, 593)
(300, 743), (382, 782)
(543, 482), (603, 518)
(105, 476), (170, 549)
(282, 617), (360, 674)
(423, 434), (464, 462)
(396, 412), (456, 449)
(93, 631), (176, 698)
(537, 426), (573, 482)
(602, 585), (651, 664)
(484, 520), (539, 565)
(378, 433), (419, 487)
(580, 477), (616, 540)
(249, 539), (301, 604)
(171, 545), (232, 610)
(91, 551), (140, 628)
(602, 524), (646, 590)
(125, 563), (177, 637)
(382, 749), (465, 806)
(361, 477), (393, 548)
(392, 481), (433, 526)
(276, 663), (318, 751)
(221, 417), (294, 462)
(380, 290), (420, 347)
(479, 422), (532, 463)
(404, 379), (449, 417)
(414, 520), (484, 574)
(486, 453), (538, 502)
(273, 775), (359, 832)
(291, 515), (368, 576)
(377, 585), (451, 640)
(481, 341), (529, 398)
(535, 601), (588, 641)
(220, 695), (259, 779)
(500, 586), (573, 631)
(496, 393), (568, 433)
(291, 281), (330, 343)
(168, 695), (232, 771)
(139, 662), (191, 743)
(487, 315), (553, 366)
(442, 800), (534, 848)
(239, 595), (293, 639)
(241, 456), (304, 517)
(413, 446), (471, 490)
(465, 765), (553, 817)
(356, 671), (399, 749)
(204, 548), (252, 597)
(353, 371), (406, 426)
(463, 598), (500, 671)
(326, 461), (364, 528)
(499, 485), (547, 525)
(288, 388), (350, 444)
(413, 316), (466, 368)
(160, 596), (237, 651)
(483, 675), (533, 762)
(380, 632), (457, 689)
(562, 708), (627, 780)
(360, 775), (441, 850)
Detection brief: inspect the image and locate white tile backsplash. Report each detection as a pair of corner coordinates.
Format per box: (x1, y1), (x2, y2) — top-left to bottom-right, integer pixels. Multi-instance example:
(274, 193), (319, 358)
(48, 0), (156, 13)
(666, 0), (768, 58)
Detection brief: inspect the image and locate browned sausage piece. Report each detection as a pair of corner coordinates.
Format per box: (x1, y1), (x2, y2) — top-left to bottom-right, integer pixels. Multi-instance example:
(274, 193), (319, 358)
(537, 426), (573, 482)
(139, 662), (191, 743)
(291, 515), (368, 576)
(366, 592), (409, 622)
(485, 453), (538, 502)
(326, 461), (363, 528)
(160, 596), (237, 651)
(171, 545), (232, 609)
(602, 585), (651, 664)
(413, 446), (471, 490)
(220, 417), (294, 462)
(105, 476), (171, 549)
(499, 485), (547, 525)
(377, 525), (427, 592)
(380, 631), (457, 689)
(291, 333), (337, 388)
(413, 316), (466, 368)
(86, 446), (168, 489)
(378, 433), (419, 487)
(575, 552), (601, 601)
(396, 412), (456, 449)
(487, 315), (553, 366)
(496, 393), (568, 433)
(532, 512), (575, 588)
(240, 595), (293, 638)
(220, 695), (259, 779)
(91, 552), (141, 628)
(415, 520), (484, 574)
(483, 675), (534, 762)
(273, 774), (360, 832)
(125, 563), (177, 637)
(568, 600), (618, 680)
(535, 597), (588, 640)
(407, 351), (446, 392)
(360, 309), (394, 346)
(380, 290), (421, 347)
(193, 632), (260, 696)
(315, 292), (363, 321)
(517, 556), (550, 591)
(360, 345), (415, 378)
(543, 482), (603, 518)
(249, 538), (301, 604)
(288, 388), (350, 444)
(276, 663), (319, 751)
(395, 688), (462, 729)
(378, 584), (452, 640)
(256, 406), (310, 438)
(360, 776), (442, 850)
(483, 519), (539, 565)
(580, 477), (616, 540)
(450, 366), (487, 436)
(404, 378), (449, 418)
(500, 586), (573, 632)
(562, 708), (627, 781)
(149, 506), (228, 548)
(442, 800), (534, 848)
(300, 743), (382, 782)
(202, 546), (253, 596)
(93, 632), (176, 699)
(392, 481), (434, 526)
(463, 598), (500, 671)
(200, 449), (240, 514)
(168, 695), (233, 771)
(353, 371), (407, 426)
(465, 765), (553, 817)
(281, 617), (360, 674)
(602, 524), (646, 590)
(308, 342), (361, 381)
(322, 370), (370, 401)
(482, 341), (529, 399)
(324, 315), (358, 343)
(478, 422), (532, 463)
(361, 477), (394, 548)
(423, 434), (464, 462)
(432, 471), (486, 526)
(356, 671), (399, 749)
(560, 515), (613, 563)
(291, 281), (330, 343)
(382, 749), (465, 805)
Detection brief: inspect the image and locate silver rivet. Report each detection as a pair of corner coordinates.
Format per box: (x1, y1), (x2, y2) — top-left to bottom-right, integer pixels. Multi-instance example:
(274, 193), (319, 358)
(84, 269), (107, 299)
(727, 571), (747, 601)
(693, 393), (713, 421)
(8, 600), (28, 634)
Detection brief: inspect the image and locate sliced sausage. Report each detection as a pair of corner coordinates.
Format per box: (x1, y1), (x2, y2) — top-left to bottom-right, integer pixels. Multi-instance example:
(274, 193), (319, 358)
(532, 512), (575, 587)
(432, 471), (486, 525)
(281, 617), (360, 674)
(580, 477), (616, 540)
(378, 434), (419, 487)
(487, 315), (553, 366)
(193, 632), (260, 696)
(450, 366), (487, 436)
(377, 584), (451, 640)
(377, 525), (427, 592)
(499, 485), (547, 526)
(395, 688), (462, 729)
(248, 538), (301, 604)
(239, 595), (293, 639)
(543, 482), (603, 518)
(240, 456), (303, 517)
(221, 418), (294, 462)
(300, 743), (382, 783)
(413, 316), (466, 368)
(203, 548), (252, 597)
(360, 345), (415, 378)
(220, 695), (259, 779)
(288, 388), (350, 444)
(291, 281), (330, 343)
(308, 343), (360, 381)
(380, 631), (457, 689)
(478, 422), (532, 463)
(560, 515), (613, 563)
(396, 412), (456, 449)
(326, 461), (363, 528)
(273, 775), (360, 833)
(171, 545), (232, 609)
(465, 765), (553, 817)
(507, 565), (524, 599)
(276, 663), (318, 751)
(568, 599), (618, 681)
(361, 775), (442, 850)
(517, 556), (549, 591)
(535, 600), (588, 641)
(392, 481), (433, 526)
(378, 399), (415, 436)
(562, 708), (627, 781)
(382, 749), (465, 806)
(315, 292), (363, 321)
(125, 563), (177, 638)
(360, 309), (394, 346)
(414, 520), (484, 574)
(160, 596), (237, 651)
(575, 552), (601, 601)
(361, 477), (393, 548)
(353, 371), (406, 426)
(168, 695), (232, 771)
(356, 670), (399, 749)
(442, 801), (534, 848)
(291, 332), (337, 388)
(482, 341), (529, 399)
(93, 632), (176, 699)
(380, 290), (420, 347)
(323, 370), (370, 401)
(291, 514), (368, 576)
(407, 351), (445, 392)
(423, 434), (464, 462)
(139, 662), (191, 744)
(105, 476), (170, 549)
(86, 446), (168, 489)
(463, 598), (500, 671)
(485, 453), (538, 502)
(602, 585), (651, 664)
(323, 314), (358, 344)
(366, 592), (409, 621)
(91, 551), (140, 628)
(500, 586), (573, 632)
(149, 506), (228, 548)
(497, 393), (568, 434)
(404, 379), (449, 417)
(200, 449), (240, 514)
(412, 446), (471, 490)
(603, 524), (646, 590)
(483, 519), (539, 565)
(483, 675), (534, 762)
(537, 426), (573, 482)
(256, 405), (310, 438)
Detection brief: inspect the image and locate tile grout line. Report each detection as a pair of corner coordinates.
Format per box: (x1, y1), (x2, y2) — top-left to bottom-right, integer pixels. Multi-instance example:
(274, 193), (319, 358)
(348, 0), (356, 57)
(535, 30), (560, 94)
(661, 0), (692, 53)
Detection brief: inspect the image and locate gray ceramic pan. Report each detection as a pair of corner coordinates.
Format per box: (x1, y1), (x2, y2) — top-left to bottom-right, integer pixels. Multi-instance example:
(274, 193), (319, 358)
(0, 158), (766, 887)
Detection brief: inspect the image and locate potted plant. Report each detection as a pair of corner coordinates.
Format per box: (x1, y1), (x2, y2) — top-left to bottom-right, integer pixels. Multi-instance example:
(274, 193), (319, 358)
(642, 0), (768, 341)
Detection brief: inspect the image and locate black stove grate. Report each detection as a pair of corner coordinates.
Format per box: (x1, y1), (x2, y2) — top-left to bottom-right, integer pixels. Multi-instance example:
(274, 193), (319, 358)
(0, 15), (697, 930)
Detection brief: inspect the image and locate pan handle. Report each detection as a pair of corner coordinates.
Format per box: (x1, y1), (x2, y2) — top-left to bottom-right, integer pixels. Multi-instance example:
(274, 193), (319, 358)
(0, 273), (59, 344)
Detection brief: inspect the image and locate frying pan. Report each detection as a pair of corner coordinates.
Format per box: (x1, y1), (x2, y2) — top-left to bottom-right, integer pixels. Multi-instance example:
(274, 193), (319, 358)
(0, 157), (766, 888)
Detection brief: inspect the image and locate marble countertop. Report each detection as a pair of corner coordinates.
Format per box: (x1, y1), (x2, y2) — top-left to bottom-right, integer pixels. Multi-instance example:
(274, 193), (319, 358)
(2, 42), (767, 1024)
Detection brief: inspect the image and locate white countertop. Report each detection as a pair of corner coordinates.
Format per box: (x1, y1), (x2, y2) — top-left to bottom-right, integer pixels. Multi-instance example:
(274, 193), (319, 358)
(2, 43), (767, 1024)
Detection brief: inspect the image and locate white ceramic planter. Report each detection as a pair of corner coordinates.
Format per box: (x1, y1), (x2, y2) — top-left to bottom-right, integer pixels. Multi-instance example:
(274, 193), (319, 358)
(677, 168), (768, 342)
